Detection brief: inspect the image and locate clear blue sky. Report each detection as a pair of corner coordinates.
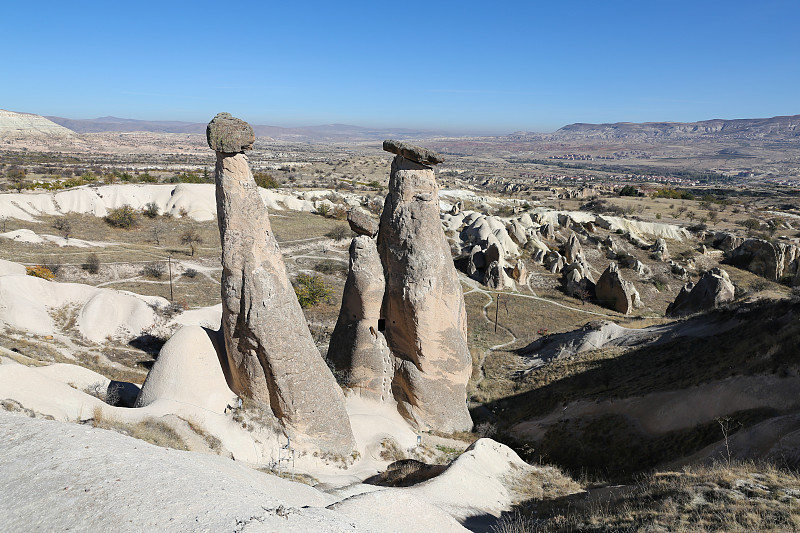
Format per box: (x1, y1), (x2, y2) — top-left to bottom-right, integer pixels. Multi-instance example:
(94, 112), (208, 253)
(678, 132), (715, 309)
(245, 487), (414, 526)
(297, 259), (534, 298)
(2, 0), (798, 133)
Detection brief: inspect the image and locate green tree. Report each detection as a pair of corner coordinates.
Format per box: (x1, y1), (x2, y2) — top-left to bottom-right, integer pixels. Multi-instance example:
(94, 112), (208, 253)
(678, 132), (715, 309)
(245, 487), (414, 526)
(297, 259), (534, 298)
(293, 274), (332, 308)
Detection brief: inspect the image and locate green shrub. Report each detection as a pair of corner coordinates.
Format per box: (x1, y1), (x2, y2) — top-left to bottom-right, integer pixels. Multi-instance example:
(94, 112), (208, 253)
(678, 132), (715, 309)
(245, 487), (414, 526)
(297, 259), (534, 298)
(293, 273), (332, 308)
(141, 262), (165, 279)
(105, 205), (138, 229)
(142, 202), (160, 218)
(254, 172), (280, 188)
(316, 203), (331, 217)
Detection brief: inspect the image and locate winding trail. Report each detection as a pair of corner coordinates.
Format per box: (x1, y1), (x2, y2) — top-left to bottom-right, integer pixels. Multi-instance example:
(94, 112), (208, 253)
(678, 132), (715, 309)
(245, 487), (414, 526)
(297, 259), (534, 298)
(461, 274), (616, 387)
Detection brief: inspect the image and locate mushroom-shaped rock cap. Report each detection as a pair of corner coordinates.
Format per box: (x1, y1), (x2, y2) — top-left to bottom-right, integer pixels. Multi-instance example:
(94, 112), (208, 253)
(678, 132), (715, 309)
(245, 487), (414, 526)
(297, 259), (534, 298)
(207, 112), (255, 153)
(383, 139), (444, 166)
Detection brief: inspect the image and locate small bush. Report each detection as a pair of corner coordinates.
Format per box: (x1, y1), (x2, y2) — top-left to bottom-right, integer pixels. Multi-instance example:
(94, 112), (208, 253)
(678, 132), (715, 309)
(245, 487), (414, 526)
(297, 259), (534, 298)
(314, 260), (347, 275)
(26, 265), (55, 280)
(326, 225), (350, 241)
(254, 172), (280, 188)
(183, 268), (198, 278)
(105, 205), (138, 229)
(141, 262), (166, 279)
(293, 273), (332, 308)
(331, 205), (348, 220)
(180, 228), (203, 256)
(142, 202), (160, 218)
(82, 253), (101, 274)
(42, 257), (62, 277)
(52, 216), (72, 239)
(316, 203), (331, 217)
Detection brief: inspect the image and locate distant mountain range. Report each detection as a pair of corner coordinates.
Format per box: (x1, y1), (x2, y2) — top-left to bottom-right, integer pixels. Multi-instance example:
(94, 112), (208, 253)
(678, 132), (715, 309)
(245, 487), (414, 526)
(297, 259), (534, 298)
(3, 109), (798, 144)
(44, 115), (450, 142)
(548, 114), (800, 141)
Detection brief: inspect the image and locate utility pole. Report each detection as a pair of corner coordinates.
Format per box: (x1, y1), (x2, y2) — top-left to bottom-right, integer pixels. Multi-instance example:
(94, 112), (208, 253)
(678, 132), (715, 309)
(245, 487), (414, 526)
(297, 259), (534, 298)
(167, 255), (174, 303)
(494, 294), (500, 333)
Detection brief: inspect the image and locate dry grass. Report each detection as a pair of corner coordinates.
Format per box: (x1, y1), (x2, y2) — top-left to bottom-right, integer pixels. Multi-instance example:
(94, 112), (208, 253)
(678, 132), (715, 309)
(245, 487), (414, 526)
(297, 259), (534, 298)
(379, 437), (407, 462)
(513, 461), (800, 532)
(493, 297), (800, 427)
(90, 407), (188, 451)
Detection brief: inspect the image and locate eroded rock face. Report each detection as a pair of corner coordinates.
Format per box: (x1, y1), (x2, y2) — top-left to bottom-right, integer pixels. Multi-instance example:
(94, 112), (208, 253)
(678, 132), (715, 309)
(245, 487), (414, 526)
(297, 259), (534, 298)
(212, 119), (355, 454)
(595, 262), (642, 314)
(726, 238), (800, 283)
(378, 155), (472, 432)
(328, 236), (393, 401)
(666, 267), (735, 317)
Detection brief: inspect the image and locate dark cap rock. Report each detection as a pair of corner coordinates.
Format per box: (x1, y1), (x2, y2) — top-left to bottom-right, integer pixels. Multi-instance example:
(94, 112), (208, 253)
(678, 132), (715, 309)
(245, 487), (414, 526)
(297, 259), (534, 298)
(347, 207), (379, 237)
(207, 112), (255, 153)
(382, 139), (444, 166)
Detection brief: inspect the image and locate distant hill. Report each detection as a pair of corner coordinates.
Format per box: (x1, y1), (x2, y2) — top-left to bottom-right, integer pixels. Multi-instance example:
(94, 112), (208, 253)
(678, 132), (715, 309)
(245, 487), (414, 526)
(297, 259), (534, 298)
(46, 116), (204, 134)
(552, 114), (800, 141)
(45, 115), (449, 142)
(0, 110), (76, 139)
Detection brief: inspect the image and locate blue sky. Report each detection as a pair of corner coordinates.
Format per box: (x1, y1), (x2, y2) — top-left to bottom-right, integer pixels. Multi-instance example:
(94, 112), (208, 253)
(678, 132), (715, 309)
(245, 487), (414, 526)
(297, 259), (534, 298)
(2, 0), (798, 133)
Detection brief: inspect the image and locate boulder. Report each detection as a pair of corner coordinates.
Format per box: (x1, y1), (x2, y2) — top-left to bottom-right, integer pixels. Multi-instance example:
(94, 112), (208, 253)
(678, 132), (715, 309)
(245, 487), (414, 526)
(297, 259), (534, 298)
(563, 232), (584, 264)
(725, 238), (800, 282)
(206, 112), (254, 153)
(595, 262), (642, 314)
(539, 223), (556, 240)
(484, 261), (513, 289)
(525, 233), (550, 255)
(666, 267), (735, 317)
(378, 154), (472, 432)
(651, 238), (670, 261)
(518, 213), (534, 228)
(135, 326), (235, 413)
(347, 207), (379, 237)
(670, 261), (689, 279)
(328, 236), (393, 401)
(544, 251), (565, 273)
(563, 258), (594, 284)
(603, 235), (621, 258)
(511, 259), (527, 283)
(212, 115), (355, 454)
(506, 220), (528, 246)
(532, 249), (546, 264)
(382, 139), (444, 166)
(713, 232), (744, 252)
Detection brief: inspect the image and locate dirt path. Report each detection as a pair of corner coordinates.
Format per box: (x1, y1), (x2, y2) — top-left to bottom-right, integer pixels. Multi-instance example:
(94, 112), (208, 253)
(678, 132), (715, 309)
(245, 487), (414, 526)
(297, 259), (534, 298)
(461, 275), (616, 386)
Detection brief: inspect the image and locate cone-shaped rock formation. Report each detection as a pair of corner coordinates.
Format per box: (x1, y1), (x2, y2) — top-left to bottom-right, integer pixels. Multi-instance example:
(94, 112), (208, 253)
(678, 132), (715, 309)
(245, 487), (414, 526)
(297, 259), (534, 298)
(328, 235), (393, 401)
(209, 112), (355, 455)
(377, 148), (472, 432)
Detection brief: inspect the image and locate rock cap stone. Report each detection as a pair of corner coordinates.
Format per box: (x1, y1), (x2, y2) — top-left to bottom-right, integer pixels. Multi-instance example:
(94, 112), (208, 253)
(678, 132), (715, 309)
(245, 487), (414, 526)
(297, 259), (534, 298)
(347, 207), (379, 237)
(207, 112), (255, 153)
(382, 139), (444, 166)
